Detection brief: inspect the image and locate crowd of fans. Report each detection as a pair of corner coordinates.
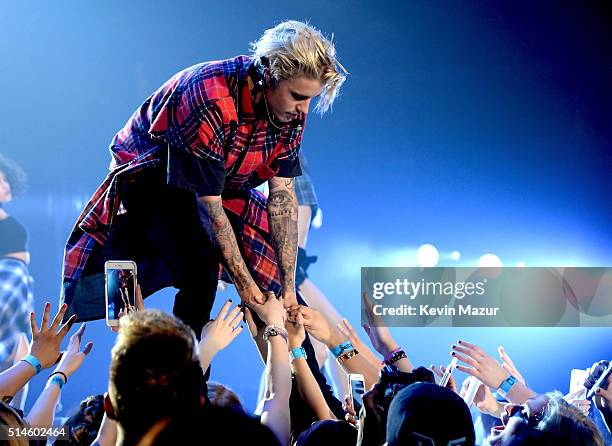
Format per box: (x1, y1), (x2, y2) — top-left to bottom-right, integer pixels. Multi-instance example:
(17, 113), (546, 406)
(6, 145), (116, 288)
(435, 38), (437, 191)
(0, 286), (610, 445)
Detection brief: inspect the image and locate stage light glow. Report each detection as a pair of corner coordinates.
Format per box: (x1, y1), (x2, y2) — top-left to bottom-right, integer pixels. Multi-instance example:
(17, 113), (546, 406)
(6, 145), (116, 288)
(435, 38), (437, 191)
(416, 243), (439, 267)
(477, 253), (503, 268)
(451, 250), (461, 261)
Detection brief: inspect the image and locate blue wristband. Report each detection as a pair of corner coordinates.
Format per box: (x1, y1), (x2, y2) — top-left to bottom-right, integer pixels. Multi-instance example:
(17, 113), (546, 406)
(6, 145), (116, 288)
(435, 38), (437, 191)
(497, 375), (517, 398)
(49, 375), (65, 389)
(21, 354), (42, 374)
(290, 347), (307, 361)
(330, 341), (353, 358)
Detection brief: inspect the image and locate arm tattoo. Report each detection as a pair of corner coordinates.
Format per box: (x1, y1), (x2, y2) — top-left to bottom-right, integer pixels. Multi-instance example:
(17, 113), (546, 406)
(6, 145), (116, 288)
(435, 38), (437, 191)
(201, 199), (256, 294)
(267, 183), (298, 292)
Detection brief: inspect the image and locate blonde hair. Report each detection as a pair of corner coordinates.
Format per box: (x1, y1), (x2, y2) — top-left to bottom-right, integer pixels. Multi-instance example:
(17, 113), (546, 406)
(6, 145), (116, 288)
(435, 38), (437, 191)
(109, 310), (202, 440)
(207, 381), (244, 413)
(250, 20), (348, 114)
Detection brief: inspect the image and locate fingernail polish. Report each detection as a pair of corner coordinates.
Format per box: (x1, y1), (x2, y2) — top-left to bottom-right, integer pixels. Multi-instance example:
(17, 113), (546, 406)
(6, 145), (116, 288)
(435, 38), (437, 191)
(451, 352), (456, 356)
(229, 299), (233, 302)
(458, 340), (462, 344)
(451, 345), (456, 349)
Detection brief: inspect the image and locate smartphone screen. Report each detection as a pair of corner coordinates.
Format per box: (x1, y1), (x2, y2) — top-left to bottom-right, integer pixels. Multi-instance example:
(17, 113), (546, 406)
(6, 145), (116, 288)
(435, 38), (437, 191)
(351, 378), (365, 413)
(106, 267), (136, 322)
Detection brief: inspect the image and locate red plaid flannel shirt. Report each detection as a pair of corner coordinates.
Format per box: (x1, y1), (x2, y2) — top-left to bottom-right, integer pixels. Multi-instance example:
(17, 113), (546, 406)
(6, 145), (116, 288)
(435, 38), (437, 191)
(61, 56), (304, 310)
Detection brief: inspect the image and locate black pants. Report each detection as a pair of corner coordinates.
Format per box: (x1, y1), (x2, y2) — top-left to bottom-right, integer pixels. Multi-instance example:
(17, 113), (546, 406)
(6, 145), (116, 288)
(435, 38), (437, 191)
(79, 166), (222, 336)
(92, 167), (343, 429)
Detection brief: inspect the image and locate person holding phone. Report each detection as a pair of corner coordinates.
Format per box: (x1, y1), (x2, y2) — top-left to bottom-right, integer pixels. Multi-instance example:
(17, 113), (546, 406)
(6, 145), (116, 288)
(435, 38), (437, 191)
(60, 21), (347, 336)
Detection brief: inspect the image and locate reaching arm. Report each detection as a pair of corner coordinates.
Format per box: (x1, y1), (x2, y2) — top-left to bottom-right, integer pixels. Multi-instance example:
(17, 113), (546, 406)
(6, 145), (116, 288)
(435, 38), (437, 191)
(0, 303), (76, 400)
(292, 306), (379, 389)
(199, 196), (264, 305)
(286, 313), (335, 421)
(26, 380), (62, 427)
(452, 341), (536, 404)
(198, 300), (244, 371)
(249, 293), (292, 446)
(324, 328), (379, 389)
(260, 335), (292, 446)
(267, 177), (299, 307)
(27, 324), (93, 427)
(0, 362), (36, 400)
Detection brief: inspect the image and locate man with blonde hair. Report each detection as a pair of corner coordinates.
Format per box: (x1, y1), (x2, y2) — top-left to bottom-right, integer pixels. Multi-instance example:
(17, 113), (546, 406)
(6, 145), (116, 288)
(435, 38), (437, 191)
(62, 23), (347, 422)
(62, 20), (346, 331)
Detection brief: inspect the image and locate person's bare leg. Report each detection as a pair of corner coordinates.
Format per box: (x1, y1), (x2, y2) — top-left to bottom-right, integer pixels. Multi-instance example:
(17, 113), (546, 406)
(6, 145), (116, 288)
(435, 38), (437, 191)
(298, 280), (350, 398)
(297, 205), (350, 398)
(310, 336), (329, 369)
(298, 205), (311, 249)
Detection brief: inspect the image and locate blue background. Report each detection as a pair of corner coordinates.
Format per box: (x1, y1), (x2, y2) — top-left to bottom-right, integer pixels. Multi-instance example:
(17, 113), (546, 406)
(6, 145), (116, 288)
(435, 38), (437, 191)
(1, 0), (611, 415)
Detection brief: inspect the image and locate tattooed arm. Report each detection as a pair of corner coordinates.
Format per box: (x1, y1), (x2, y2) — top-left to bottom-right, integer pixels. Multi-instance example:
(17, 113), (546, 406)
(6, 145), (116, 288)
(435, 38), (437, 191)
(267, 176), (299, 308)
(198, 195), (265, 305)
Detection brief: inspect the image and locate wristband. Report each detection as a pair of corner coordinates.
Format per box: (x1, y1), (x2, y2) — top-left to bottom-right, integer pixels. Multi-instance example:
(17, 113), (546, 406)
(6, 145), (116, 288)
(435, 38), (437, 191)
(49, 371), (68, 384)
(497, 375), (517, 398)
(49, 375), (65, 390)
(290, 347), (307, 361)
(21, 354), (42, 374)
(337, 349), (359, 364)
(330, 341), (353, 358)
(383, 348), (407, 365)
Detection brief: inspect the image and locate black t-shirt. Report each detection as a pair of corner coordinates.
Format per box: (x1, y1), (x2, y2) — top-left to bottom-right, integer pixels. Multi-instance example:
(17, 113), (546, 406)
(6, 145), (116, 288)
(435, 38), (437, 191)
(166, 145), (301, 196)
(0, 216), (27, 255)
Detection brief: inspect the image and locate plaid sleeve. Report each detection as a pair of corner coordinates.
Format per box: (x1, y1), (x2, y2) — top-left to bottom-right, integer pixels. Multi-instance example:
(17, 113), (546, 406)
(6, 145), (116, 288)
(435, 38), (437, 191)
(0, 260), (33, 364)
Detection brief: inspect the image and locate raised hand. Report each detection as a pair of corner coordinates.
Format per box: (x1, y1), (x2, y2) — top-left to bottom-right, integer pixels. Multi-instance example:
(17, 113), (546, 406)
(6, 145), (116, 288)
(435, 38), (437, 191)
(361, 292), (399, 357)
(451, 340), (508, 389)
(498, 345), (526, 384)
(285, 311), (306, 349)
(288, 305), (335, 346)
(29, 303), (77, 368)
(337, 318), (382, 368)
(54, 323), (94, 377)
(249, 291), (286, 326)
(199, 300), (244, 366)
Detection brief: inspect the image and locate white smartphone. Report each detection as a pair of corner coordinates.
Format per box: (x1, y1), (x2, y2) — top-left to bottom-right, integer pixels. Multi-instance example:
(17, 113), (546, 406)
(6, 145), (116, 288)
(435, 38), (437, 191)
(104, 260), (137, 327)
(439, 357), (458, 387)
(348, 373), (365, 414)
(462, 376), (482, 407)
(569, 369), (588, 395)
